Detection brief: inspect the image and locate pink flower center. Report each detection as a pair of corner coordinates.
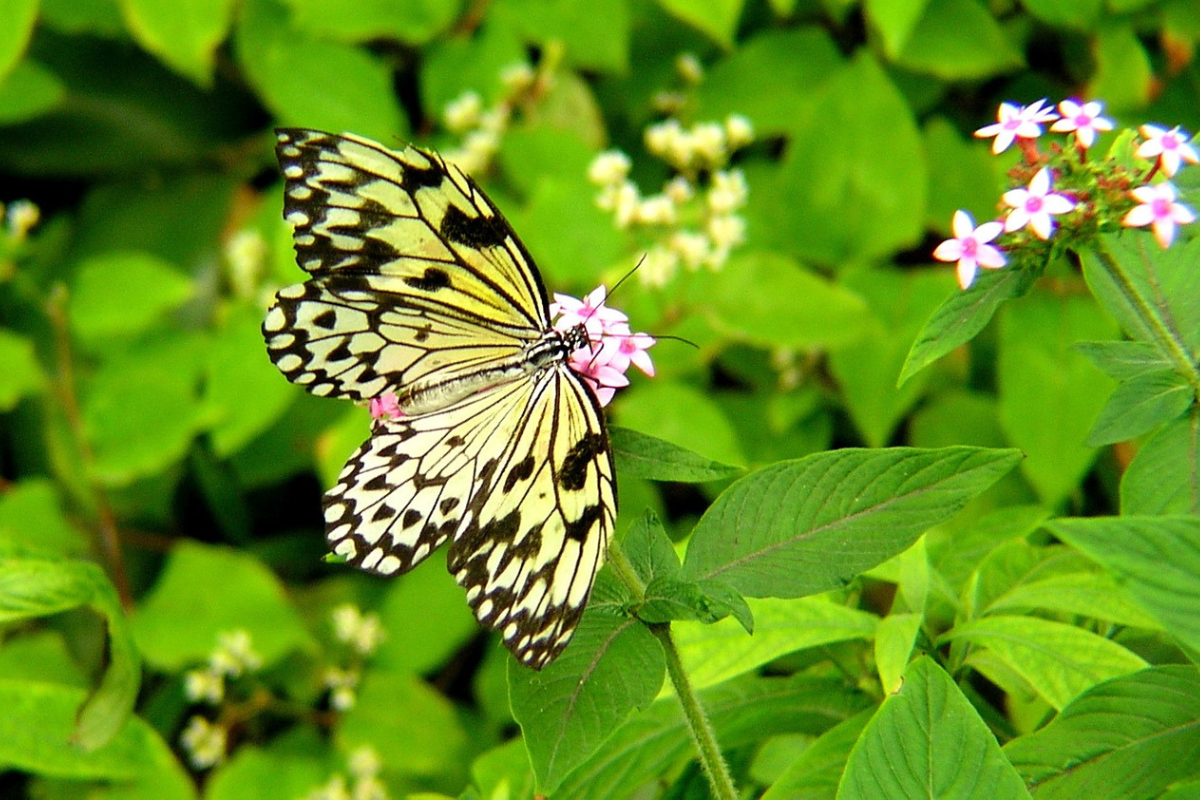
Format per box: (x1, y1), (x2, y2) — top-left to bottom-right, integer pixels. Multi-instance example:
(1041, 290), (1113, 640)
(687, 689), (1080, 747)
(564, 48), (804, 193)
(1163, 135), (1179, 151)
(1025, 196), (1044, 213)
(961, 238), (979, 257)
(1003, 119), (1021, 131)
(1152, 198), (1173, 218)
(1074, 113), (1090, 126)
(620, 338), (636, 354)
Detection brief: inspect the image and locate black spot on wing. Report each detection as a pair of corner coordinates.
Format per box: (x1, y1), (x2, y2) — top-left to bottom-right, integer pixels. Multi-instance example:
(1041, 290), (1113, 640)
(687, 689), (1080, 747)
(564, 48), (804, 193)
(404, 161), (446, 190)
(441, 204), (509, 249)
(503, 455), (536, 493)
(560, 433), (605, 492)
(564, 504), (603, 543)
(402, 509), (422, 528)
(312, 309), (337, 329)
(404, 267), (451, 292)
(439, 498), (460, 514)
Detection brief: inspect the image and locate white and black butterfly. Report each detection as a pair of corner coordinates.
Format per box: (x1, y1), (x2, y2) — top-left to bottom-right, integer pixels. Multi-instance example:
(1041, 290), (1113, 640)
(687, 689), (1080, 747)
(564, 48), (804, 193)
(263, 129), (617, 669)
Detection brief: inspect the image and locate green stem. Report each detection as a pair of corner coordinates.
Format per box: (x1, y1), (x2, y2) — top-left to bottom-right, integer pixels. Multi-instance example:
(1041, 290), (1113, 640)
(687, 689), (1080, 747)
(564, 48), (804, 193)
(606, 538), (737, 799)
(1092, 239), (1200, 394)
(650, 623), (738, 800)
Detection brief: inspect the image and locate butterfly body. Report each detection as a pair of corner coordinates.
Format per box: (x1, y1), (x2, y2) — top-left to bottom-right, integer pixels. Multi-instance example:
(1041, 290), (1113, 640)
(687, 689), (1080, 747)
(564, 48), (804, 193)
(264, 129), (617, 668)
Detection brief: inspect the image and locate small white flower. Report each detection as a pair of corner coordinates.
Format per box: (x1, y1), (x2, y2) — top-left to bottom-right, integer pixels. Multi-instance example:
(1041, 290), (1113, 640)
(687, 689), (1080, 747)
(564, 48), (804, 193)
(676, 53), (704, 84)
(323, 667), (360, 711)
(1123, 182), (1196, 248)
(210, 630), (262, 677)
(669, 230), (711, 269)
(725, 114), (754, 149)
(636, 194), (677, 225)
(1050, 99), (1114, 148)
(587, 150), (632, 186)
(639, 245), (680, 287)
(606, 182), (642, 229)
(443, 91), (483, 134)
(645, 119), (685, 160)
(184, 668), (224, 705)
(500, 62), (536, 94)
(975, 99), (1059, 154)
(6, 200), (39, 240)
(331, 605), (385, 655)
(477, 107), (510, 135)
(664, 176), (694, 204)
(306, 775), (351, 800)
(348, 746), (382, 779)
(707, 213), (746, 251)
(933, 209), (1006, 289)
(180, 716), (226, 769)
(690, 122), (728, 166)
(707, 169), (748, 214)
(1136, 124), (1200, 177)
(1002, 167), (1076, 239)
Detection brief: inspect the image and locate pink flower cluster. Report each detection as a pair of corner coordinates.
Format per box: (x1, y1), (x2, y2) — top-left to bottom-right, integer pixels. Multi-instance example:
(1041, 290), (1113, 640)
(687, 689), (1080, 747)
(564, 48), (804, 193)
(935, 98), (1197, 289)
(550, 286), (656, 407)
(368, 287), (654, 420)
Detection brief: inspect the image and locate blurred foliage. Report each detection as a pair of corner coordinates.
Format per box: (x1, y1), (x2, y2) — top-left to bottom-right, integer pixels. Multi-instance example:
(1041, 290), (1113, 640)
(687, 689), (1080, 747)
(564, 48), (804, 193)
(2, 0), (1200, 797)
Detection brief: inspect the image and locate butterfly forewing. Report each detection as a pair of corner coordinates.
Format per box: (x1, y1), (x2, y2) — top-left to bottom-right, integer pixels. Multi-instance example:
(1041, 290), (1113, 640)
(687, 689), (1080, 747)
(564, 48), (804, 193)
(265, 128), (618, 668)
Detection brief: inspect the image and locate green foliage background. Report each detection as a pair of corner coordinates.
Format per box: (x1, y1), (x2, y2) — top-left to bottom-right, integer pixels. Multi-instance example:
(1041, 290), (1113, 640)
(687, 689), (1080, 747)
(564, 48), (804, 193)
(2, 0), (1200, 797)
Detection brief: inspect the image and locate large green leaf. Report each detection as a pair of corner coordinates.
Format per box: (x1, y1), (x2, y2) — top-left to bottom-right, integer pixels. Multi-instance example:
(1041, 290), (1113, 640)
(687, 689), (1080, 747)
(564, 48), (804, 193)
(1005, 666), (1200, 799)
(681, 447), (1022, 597)
(0, 0), (39, 82)
(839, 657), (1030, 798)
(610, 427), (741, 483)
(119, 0), (237, 85)
(1121, 412), (1200, 515)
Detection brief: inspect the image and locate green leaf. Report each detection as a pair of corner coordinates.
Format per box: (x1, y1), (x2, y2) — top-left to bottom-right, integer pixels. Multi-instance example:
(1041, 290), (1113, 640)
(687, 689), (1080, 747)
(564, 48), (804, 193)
(610, 427), (741, 483)
(0, 0), (38, 82)
(829, 267), (950, 446)
(1086, 369), (1193, 446)
(206, 746), (329, 800)
(0, 680), (194, 797)
(1046, 516), (1200, 656)
(119, 0), (237, 85)
(840, 657), (1031, 798)
(681, 447), (1022, 597)
(654, 0), (744, 48)
(923, 117), (1005, 232)
(284, 0), (461, 45)
(338, 668), (468, 778)
(671, 597), (877, 690)
(998, 293), (1118, 505)
(555, 674), (871, 799)
(205, 306), (296, 457)
(508, 608), (665, 794)
(1092, 22), (1153, 110)
(1074, 340), (1171, 380)
(69, 252), (194, 340)
(941, 616), (1147, 710)
(622, 511), (681, 585)
(236, 0), (407, 143)
(700, 253), (871, 350)
(900, 266), (1035, 385)
(1004, 666), (1200, 799)
(82, 336), (207, 486)
(372, 560), (479, 674)
(0, 59), (66, 124)
(762, 709), (873, 800)
(864, 0), (931, 58)
(0, 328), (45, 411)
(874, 613), (923, 694)
(985, 571), (1161, 630)
(0, 558), (141, 750)
(770, 54), (926, 265)
(637, 577), (753, 632)
(894, 0), (1023, 78)
(494, 0), (629, 72)
(1020, 0), (1103, 28)
(616, 380), (746, 468)
(131, 541), (314, 670)
(1121, 412), (1200, 515)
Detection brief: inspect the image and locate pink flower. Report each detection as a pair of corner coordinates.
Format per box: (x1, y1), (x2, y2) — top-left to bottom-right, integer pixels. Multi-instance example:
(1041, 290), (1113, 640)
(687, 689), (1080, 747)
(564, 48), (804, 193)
(933, 210), (1007, 290)
(551, 286), (656, 406)
(975, 99), (1059, 154)
(1050, 99), (1114, 148)
(369, 392), (402, 420)
(550, 286), (629, 337)
(1002, 167), (1076, 239)
(1122, 182), (1196, 248)
(1136, 125), (1200, 177)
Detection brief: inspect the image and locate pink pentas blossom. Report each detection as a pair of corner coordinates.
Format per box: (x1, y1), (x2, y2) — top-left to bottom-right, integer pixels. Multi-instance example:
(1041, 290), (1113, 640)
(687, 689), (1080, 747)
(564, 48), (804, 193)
(1002, 167), (1076, 239)
(1136, 125), (1200, 177)
(551, 286), (656, 406)
(933, 210), (1007, 290)
(975, 99), (1059, 154)
(1050, 99), (1114, 149)
(1122, 182), (1196, 248)
(369, 393), (402, 420)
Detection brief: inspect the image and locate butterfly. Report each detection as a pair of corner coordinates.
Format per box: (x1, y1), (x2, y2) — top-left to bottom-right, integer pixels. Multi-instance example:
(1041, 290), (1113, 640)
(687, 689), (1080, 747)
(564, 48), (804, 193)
(263, 129), (619, 669)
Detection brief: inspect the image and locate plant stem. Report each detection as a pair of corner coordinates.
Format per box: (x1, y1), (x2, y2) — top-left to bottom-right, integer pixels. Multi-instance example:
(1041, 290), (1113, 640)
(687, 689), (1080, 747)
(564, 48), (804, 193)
(650, 623), (738, 800)
(1093, 239), (1200, 394)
